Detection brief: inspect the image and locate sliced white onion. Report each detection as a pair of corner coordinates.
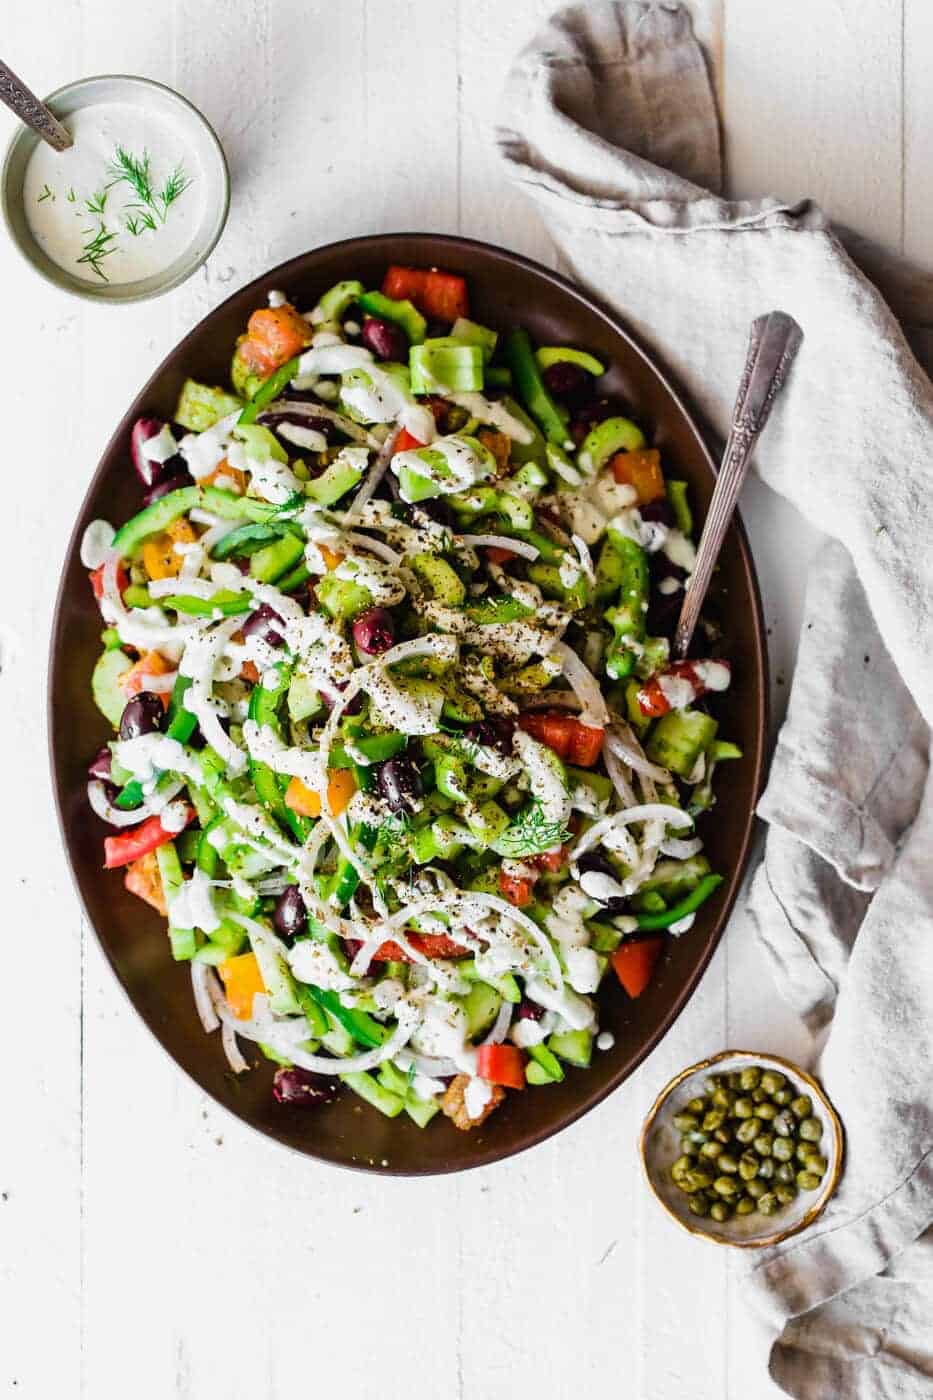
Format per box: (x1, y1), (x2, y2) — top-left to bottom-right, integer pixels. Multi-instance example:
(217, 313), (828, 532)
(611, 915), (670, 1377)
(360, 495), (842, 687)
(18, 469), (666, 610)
(480, 999), (513, 1046)
(605, 727), (671, 783)
(548, 640), (609, 728)
(459, 533), (540, 560)
(191, 962), (220, 1033)
(147, 576), (217, 599)
(604, 742), (638, 808)
(570, 805), (692, 862)
(263, 400), (382, 449)
(396, 1050), (458, 1078)
(215, 998), (418, 1076)
(341, 531), (402, 568)
(137, 670), (177, 695)
(660, 837), (704, 860)
(87, 777), (184, 828)
(221, 1022), (250, 1073)
(346, 425), (400, 517)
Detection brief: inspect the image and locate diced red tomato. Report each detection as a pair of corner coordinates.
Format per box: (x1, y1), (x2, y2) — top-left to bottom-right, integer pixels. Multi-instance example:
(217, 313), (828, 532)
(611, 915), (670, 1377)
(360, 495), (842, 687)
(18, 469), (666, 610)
(382, 265), (470, 322)
(529, 845), (567, 874)
(476, 1044), (526, 1090)
(518, 710), (605, 768)
(499, 869), (534, 907)
(90, 561), (128, 602)
(369, 932), (470, 963)
(393, 427), (425, 455)
(610, 937), (664, 998)
(485, 545), (516, 565)
(636, 660), (731, 718)
(103, 809), (194, 869)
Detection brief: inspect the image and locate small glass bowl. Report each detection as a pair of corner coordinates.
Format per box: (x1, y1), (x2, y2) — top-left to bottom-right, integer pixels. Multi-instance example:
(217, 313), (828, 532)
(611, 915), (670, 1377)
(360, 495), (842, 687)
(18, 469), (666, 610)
(1, 74), (229, 303)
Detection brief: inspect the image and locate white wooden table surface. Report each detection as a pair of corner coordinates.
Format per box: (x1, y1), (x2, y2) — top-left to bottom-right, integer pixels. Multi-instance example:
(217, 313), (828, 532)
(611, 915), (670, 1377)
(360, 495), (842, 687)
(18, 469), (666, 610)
(2, 2), (926, 1396)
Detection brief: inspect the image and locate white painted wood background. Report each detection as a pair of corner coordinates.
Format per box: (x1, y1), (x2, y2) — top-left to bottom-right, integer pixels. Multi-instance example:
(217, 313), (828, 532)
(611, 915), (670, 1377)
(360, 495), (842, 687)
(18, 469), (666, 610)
(1, 2), (927, 1396)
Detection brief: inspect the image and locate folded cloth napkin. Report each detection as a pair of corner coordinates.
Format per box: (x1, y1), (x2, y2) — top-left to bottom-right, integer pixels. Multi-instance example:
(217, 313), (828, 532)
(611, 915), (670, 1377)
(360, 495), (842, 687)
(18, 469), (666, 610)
(497, 5), (933, 1395)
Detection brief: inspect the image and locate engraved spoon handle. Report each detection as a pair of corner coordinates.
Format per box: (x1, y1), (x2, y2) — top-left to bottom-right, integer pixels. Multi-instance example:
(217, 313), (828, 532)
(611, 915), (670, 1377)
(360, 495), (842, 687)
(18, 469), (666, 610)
(673, 311), (803, 659)
(0, 60), (72, 150)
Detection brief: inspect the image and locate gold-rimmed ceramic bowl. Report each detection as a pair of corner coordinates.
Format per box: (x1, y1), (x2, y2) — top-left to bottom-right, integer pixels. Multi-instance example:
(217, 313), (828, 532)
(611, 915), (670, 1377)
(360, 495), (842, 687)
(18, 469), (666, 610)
(640, 1050), (844, 1248)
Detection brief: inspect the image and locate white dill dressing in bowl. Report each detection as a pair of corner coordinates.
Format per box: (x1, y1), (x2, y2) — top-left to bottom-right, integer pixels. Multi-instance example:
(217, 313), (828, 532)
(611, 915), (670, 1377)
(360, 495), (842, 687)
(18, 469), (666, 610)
(24, 101), (203, 285)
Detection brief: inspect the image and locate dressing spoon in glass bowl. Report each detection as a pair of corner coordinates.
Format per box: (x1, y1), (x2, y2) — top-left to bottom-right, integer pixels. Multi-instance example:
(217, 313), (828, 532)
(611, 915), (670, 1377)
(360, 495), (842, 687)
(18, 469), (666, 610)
(0, 60), (73, 150)
(674, 311), (803, 659)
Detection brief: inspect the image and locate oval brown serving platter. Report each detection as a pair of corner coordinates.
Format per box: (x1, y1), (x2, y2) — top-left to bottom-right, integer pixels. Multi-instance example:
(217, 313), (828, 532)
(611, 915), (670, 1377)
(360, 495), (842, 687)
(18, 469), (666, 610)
(49, 233), (768, 1175)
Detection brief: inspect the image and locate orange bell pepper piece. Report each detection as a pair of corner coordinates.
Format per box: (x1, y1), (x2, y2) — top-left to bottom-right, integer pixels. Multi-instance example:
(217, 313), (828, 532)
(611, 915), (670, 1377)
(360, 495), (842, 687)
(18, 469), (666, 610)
(610, 937), (664, 998)
(285, 768), (356, 819)
(318, 544), (344, 571)
(201, 458), (248, 495)
(123, 851), (167, 915)
(218, 952), (267, 1021)
(119, 650), (173, 707)
(242, 303), (312, 373)
(142, 516), (198, 581)
(610, 448), (666, 505)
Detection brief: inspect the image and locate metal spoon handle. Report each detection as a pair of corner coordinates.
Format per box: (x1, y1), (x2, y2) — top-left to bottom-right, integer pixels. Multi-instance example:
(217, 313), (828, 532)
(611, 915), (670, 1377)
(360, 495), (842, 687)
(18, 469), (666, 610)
(0, 60), (72, 150)
(673, 311), (803, 659)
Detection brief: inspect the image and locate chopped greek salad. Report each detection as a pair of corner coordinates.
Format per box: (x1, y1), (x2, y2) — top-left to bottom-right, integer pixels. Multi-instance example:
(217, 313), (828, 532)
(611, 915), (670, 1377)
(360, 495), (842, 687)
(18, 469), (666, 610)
(83, 263), (740, 1131)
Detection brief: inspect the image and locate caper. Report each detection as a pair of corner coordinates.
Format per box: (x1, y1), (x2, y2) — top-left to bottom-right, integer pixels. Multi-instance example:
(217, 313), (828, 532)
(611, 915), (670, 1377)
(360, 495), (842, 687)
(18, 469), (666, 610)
(726, 1072), (743, 1090)
(799, 1116), (823, 1143)
(673, 1112), (700, 1133)
(757, 1158), (775, 1180)
(687, 1191), (710, 1216)
(760, 1070), (786, 1095)
(773, 1110), (795, 1137)
(775, 1162), (796, 1184)
(712, 1087), (736, 1111)
(797, 1170), (822, 1191)
(733, 1096), (756, 1119)
(717, 1152), (739, 1174)
(774, 1183), (798, 1206)
(753, 1132), (775, 1157)
(745, 1178), (767, 1200)
(714, 1127), (732, 1144)
(699, 1140), (724, 1161)
(680, 1135), (701, 1157)
(685, 1130), (709, 1146)
(671, 1154), (693, 1184)
(752, 1087), (769, 1104)
(686, 1096), (707, 1116)
(790, 1094), (812, 1120)
(735, 1195), (757, 1216)
(805, 1155), (827, 1178)
(756, 1102), (777, 1122)
(682, 1168), (714, 1192)
(772, 1137), (795, 1162)
(772, 1087), (793, 1107)
(703, 1076), (721, 1095)
(738, 1151), (760, 1181)
(712, 1175), (740, 1199)
(797, 1142), (820, 1164)
(710, 1200), (732, 1222)
(735, 1118), (762, 1144)
(738, 1066), (761, 1091)
(757, 1192), (779, 1216)
(702, 1108), (727, 1131)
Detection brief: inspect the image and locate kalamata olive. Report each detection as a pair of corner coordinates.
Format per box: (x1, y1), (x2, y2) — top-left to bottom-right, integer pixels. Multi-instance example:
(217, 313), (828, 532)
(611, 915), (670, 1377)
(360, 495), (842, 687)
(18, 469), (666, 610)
(639, 499), (675, 527)
(465, 715), (515, 755)
(273, 885), (307, 943)
(376, 755), (423, 811)
(517, 999), (544, 1022)
(272, 1067), (340, 1106)
(259, 408), (331, 435)
(542, 360), (589, 400)
(142, 470), (195, 506)
(119, 691), (165, 741)
(361, 316), (408, 362)
(242, 603), (286, 648)
(570, 397), (625, 446)
(576, 851), (619, 884)
(87, 744), (113, 782)
(414, 498), (456, 529)
(131, 417), (178, 488)
(352, 606), (395, 655)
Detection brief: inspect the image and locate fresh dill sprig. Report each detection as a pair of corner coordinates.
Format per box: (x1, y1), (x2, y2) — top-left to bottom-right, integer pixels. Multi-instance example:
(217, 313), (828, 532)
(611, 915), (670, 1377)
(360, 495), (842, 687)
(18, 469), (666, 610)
(495, 802), (571, 858)
(107, 145), (192, 225)
(66, 187), (76, 203)
(76, 222), (118, 282)
(124, 214), (142, 237)
(158, 163), (192, 215)
(37, 183), (55, 203)
(84, 188), (108, 215)
(125, 205), (157, 233)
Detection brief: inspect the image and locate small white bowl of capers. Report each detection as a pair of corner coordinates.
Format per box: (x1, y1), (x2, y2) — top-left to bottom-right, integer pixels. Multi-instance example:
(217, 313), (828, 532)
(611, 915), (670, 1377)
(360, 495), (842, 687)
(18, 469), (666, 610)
(639, 1050), (844, 1248)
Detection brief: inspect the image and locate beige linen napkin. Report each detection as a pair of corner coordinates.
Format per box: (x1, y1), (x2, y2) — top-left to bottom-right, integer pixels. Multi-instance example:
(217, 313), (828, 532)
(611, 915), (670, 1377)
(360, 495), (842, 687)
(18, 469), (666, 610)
(497, 4), (933, 1395)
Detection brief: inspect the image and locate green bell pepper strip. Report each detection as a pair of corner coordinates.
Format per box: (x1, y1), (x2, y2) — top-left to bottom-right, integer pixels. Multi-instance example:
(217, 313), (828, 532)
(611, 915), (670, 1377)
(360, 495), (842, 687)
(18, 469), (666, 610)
(504, 329), (570, 446)
(527, 1041), (566, 1082)
(110, 486), (201, 557)
(294, 982), (330, 1039)
(115, 676), (197, 810)
(122, 584), (153, 608)
(357, 289), (427, 344)
(465, 595), (534, 625)
(301, 983), (386, 1048)
(196, 816), (226, 878)
(318, 279), (365, 322)
(247, 673), (311, 843)
(666, 479), (693, 537)
(162, 589), (253, 617)
(328, 733), (405, 769)
(604, 533), (649, 679)
(237, 356), (302, 426)
(634, 874), (724, 930)
(200, 486), (303, 524)
(277, 561), (311, 594)
(326, 824), (377, 909)
(535, 346), (606, 378)
(211, 521), (290, 561)
(494, 526), (562, 563)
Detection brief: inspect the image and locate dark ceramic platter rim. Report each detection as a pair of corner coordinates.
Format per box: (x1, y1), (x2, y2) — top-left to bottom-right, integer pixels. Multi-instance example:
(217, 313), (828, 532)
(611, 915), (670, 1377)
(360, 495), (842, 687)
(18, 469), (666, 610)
(49, 233), (768, 1176)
